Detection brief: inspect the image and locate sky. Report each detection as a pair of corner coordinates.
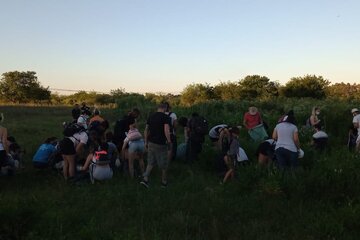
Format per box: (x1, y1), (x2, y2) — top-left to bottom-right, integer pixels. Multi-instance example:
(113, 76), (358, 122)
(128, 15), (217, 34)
(0, 0), (359, 94)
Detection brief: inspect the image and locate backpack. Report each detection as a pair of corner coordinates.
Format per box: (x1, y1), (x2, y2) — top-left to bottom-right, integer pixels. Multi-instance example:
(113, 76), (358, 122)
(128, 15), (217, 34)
(63, 122), (85, 137)
(190, 116), (209, 136)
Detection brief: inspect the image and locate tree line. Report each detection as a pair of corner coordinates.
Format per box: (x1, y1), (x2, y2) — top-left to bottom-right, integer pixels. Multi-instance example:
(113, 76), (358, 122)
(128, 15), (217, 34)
(1, 71), (359, 106)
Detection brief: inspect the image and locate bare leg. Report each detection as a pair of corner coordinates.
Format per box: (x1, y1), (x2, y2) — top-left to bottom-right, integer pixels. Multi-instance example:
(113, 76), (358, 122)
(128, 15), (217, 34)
(62, 155), (69, 180)
(161, 169), (167, 184)
(142, 164), (154, 182)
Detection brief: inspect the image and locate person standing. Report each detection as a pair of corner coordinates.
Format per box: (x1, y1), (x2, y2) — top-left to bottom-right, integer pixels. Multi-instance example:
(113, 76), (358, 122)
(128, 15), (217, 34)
(307, 106), (321, 127)
(272, 112), (301, 170)
(164, 102), (177, 161)
(140, 103), (171, 188)
(352, 108), (360, 152)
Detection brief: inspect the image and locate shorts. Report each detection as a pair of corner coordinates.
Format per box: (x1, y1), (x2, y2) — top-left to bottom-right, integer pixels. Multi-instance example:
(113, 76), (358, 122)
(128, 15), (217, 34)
(147, 142), (168, 170)
(128, 139), (145, 153)
(256, 141), (275, 157)
(59, 138), (76, 155)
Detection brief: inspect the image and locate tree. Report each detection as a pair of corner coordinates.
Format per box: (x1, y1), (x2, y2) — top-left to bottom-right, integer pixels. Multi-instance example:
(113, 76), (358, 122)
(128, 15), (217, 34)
(213, 81), (241, 101)
(238, 75), (279, 99)
(0, 71), (51, 103)
(280, 75), (330, 99)
(180, 83), (217, 106)
(325, 82), (360, 100)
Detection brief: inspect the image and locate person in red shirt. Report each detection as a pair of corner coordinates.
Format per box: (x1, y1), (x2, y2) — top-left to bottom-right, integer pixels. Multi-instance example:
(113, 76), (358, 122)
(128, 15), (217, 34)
(243, 106), (262, 130)
(243, 106), (268, 141)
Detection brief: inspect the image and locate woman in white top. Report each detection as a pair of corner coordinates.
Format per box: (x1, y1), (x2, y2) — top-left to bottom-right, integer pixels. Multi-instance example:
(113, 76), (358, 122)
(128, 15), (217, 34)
(272, 113), (300, 169)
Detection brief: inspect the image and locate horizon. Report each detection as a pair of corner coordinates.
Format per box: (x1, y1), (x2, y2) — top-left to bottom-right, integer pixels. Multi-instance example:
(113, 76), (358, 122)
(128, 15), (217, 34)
(1, 0), (359, 94)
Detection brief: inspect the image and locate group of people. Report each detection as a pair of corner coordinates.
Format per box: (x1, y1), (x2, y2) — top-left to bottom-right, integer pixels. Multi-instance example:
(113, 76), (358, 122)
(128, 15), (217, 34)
(2, 101), (359, 185)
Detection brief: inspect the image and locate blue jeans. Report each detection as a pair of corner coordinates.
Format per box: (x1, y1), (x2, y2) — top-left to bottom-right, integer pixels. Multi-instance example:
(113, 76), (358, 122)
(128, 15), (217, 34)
(275, 147), (298, 169)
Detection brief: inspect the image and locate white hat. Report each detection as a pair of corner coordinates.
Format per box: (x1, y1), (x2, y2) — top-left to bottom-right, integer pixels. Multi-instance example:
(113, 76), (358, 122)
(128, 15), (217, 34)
(249, 107), (258, 116)
(298, 149), (304, 159)
(351, 108), (359, 114)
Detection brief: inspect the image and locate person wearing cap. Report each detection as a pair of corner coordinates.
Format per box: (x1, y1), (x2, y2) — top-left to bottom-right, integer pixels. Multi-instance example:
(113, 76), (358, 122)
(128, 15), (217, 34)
(352, 108), (360, 152)
(243, 106), (268, 141)
(140, 103), (172, 188)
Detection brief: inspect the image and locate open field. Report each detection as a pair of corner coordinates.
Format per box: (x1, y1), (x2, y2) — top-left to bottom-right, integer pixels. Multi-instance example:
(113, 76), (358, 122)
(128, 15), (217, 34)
(1, 101), (360, 240)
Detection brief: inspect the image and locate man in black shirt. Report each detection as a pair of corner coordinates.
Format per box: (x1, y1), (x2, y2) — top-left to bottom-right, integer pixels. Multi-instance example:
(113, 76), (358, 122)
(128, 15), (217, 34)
(140, 103), (171, 188)
(113, 108), (140, 151)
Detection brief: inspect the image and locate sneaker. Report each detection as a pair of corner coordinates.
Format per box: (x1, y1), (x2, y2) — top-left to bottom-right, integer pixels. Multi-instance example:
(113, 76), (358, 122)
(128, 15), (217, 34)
(140, 179), (149, 188)
(161, 181), (168, 188)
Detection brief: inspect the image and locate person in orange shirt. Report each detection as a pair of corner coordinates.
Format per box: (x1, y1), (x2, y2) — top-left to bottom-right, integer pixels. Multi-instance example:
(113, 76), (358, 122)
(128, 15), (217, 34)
(89, 109), (104, 125)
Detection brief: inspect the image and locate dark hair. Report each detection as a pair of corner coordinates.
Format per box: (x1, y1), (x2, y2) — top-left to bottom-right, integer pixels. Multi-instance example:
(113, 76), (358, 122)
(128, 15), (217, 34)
(314, 123), (322, 130)
(105, 131), (113, 141)
(284, 114), (296, 125)
(130, 108), (140, 118)
(94, 109), (100, 115)
(229, 126), (240, 135)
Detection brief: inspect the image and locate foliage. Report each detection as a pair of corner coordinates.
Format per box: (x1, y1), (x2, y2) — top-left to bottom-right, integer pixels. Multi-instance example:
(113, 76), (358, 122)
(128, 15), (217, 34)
(213, 81), (241, 101)
(280, 75), (330, 99)
(326, 82), (360, 100)
(1, 103), (360, 239)
(238, 75), (279, 99)
(0, 71), (51, 103)
(180, 83), (217, 106)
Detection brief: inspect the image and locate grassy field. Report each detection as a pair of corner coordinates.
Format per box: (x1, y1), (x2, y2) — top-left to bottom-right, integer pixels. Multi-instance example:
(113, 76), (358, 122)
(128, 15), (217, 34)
(1, 103), (360, 240)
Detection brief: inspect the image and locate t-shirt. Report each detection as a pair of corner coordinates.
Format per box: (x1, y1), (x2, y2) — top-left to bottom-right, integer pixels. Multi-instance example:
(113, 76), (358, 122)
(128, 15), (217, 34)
(353, 114), (360, 134)
(124, 128), (143, 143)
(89, 115), (104, 124)
(69, 131), (88, 147)
(146, 112), (171, 145)
(77, 115), (88, 129)
(209, 124), (228, 139)
(228, 137), (240, 156)
(165, 112), (177, 135)
(274, 122), (298, 152)
(33, 143), (56, 163)
(313, 131), (328, 139)
(244, 112), (262, 129)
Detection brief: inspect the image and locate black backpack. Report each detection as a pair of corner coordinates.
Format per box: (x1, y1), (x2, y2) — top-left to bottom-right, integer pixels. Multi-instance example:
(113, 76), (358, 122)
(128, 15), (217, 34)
(190, 116), (209, 136)
(63, 122), (85, 137)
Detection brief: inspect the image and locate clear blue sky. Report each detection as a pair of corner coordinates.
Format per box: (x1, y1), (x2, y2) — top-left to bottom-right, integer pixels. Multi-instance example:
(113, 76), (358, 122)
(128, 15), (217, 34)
(1, 0), (359, 94)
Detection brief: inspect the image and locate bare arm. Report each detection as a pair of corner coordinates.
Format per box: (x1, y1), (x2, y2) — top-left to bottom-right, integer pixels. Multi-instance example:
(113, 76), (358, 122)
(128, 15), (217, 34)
(144, 125), (149, 147)
(293, 131), (300, 150)
(164, 124), (171, 144)
(81, 153), (93, 171)
(310, 115), (320, 126)
(272, 128), (278, 141)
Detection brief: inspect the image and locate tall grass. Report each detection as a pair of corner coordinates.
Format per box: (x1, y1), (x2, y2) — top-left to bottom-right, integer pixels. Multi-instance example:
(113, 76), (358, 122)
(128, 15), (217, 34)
(0, 101), (360, 239)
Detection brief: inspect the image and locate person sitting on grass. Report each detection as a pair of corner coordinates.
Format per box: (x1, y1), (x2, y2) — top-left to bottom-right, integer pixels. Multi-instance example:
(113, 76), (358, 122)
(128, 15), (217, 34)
(221, 127), (240, 184)
(122, 118), (145, 178)
(32, 137), (58, 169)
(78, 140), (113, 183)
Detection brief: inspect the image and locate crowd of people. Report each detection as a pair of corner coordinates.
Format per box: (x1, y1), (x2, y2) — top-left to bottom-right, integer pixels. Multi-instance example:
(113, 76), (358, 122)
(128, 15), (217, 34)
(1, 102), (359, 186)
